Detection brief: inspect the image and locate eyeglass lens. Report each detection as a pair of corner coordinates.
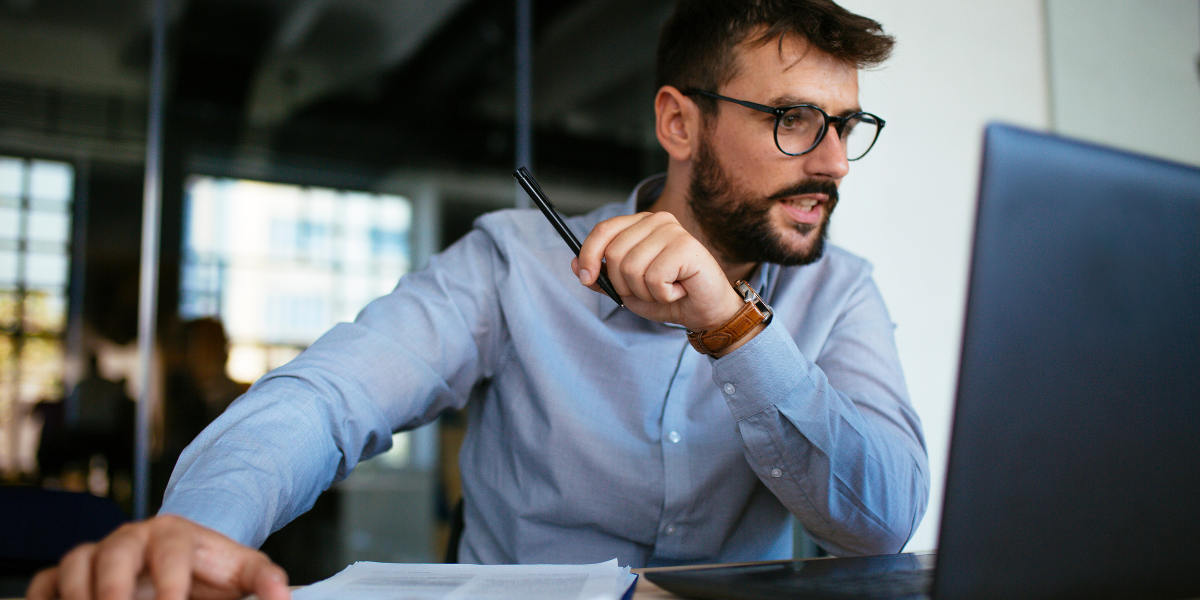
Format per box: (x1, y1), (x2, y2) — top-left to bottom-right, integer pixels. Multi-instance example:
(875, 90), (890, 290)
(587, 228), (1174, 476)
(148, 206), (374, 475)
(776, 107), (880, 160)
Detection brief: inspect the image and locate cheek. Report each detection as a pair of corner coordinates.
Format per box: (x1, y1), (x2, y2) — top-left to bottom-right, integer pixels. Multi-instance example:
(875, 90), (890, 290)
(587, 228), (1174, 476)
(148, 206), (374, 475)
(711, 124), (784, 189)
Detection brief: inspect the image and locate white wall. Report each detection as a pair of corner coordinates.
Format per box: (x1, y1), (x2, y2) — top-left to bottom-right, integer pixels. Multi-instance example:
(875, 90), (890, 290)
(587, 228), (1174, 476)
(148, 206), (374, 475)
(1047, 1), (1200, 166)
(829, 0), (1200, 552)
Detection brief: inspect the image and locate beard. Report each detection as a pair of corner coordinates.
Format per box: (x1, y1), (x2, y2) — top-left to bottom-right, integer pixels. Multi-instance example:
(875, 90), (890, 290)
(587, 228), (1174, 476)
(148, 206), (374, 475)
(687, 133), (838, 266)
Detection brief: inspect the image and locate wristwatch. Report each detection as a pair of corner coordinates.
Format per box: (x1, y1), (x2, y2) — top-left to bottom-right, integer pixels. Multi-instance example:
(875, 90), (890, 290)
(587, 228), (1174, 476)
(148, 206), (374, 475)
(686, 280), (773, 355)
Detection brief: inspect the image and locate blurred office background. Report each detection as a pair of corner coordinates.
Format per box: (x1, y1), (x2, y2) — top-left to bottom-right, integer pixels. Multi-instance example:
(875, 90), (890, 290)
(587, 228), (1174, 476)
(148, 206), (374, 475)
(0, 0), (1197, 588)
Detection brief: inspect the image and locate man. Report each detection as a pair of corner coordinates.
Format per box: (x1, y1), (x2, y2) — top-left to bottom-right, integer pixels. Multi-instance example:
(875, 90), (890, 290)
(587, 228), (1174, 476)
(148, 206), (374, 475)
(28, 0), (927, 598)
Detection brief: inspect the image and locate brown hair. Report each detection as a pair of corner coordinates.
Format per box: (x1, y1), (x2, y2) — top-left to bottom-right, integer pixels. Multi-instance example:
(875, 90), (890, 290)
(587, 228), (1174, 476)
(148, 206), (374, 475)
(656, 0), (894, 115)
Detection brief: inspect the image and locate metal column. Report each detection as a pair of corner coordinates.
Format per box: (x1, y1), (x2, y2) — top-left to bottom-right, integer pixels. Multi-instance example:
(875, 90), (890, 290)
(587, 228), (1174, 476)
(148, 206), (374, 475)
(133, 0), (168, 520)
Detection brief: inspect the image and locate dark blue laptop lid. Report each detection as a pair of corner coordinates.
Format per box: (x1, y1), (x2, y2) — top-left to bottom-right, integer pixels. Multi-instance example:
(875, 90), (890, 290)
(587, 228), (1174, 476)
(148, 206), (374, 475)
(645, 125), (1200, 600)
(934, 123), (1200, 600)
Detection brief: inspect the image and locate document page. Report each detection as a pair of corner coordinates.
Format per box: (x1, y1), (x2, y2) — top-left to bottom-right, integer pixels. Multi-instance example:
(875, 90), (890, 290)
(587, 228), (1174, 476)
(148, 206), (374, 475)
(292, 559), (637, 600)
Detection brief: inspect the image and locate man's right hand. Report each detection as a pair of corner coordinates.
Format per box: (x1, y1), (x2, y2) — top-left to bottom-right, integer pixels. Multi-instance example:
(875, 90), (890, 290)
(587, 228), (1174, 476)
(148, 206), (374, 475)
(25, 514), (290, 600)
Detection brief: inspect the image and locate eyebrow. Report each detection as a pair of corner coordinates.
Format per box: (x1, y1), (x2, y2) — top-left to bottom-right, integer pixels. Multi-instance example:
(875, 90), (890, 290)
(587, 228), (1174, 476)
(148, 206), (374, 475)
(765, 93), (862, 117)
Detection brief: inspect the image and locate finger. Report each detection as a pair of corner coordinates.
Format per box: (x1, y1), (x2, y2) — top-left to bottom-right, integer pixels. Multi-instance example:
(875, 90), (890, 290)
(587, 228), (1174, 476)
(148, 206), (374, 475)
(247, 557), (290, 600)
(145, 519), (198, 600)
(26, 567), (60, 600)
(570, 257), (609, 296)
(612, 235), (666, 302)
(641, 233), (706, 304)
(607, 214), (687, 302)
(592, 216), (664, 298)
(188, 526), (287, 600)
(92, 526), (152, 600)
(643, 252), (690, 304)
(57, 544), (98, 600)
(577, 214), (647, 284)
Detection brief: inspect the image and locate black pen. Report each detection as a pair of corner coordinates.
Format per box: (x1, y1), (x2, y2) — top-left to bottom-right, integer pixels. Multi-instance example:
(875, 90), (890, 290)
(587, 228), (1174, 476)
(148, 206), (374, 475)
(513, 167), (624, 308)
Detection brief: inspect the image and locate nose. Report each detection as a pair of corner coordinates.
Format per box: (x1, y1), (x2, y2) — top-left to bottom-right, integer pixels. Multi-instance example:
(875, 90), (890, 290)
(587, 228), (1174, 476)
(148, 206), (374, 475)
(802, 126), (850, 181)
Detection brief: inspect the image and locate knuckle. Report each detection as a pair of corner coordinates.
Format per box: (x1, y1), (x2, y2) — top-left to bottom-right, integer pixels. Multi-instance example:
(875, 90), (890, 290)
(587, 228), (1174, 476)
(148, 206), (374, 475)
(590, 219), (619, 237)
(647, 211), (680, 227)
(154, 514), (185, 529)
(62, 543), (97, 564)
(105, 521), (147, 544)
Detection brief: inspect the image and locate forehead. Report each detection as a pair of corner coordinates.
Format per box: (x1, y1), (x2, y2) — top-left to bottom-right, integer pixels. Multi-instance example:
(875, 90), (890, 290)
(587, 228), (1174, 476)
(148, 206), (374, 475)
(722, 33), (860, 111)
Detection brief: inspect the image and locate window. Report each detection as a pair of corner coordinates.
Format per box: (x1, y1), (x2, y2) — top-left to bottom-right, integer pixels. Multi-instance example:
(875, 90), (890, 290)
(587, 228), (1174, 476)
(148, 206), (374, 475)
(180, 176), (412, 384)
(0, 156), (74, 478)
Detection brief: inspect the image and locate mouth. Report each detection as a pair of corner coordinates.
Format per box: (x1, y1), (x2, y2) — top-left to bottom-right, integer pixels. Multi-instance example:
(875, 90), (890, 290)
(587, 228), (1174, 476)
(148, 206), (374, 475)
(784, 196), (822, 212)
(778, 195), (827, 225)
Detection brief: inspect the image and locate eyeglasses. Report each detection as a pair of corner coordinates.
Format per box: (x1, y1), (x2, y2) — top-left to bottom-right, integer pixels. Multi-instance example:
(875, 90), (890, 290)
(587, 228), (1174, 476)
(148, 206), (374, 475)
(684, 89), (885, 161)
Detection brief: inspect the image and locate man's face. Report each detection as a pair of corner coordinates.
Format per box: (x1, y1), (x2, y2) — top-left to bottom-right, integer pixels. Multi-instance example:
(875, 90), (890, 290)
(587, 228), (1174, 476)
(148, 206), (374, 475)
(687, 34), (859, 267)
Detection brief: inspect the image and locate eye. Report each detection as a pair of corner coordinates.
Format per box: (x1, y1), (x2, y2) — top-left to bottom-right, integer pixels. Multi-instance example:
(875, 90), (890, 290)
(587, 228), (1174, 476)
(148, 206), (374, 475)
(777, 107), (812, 131)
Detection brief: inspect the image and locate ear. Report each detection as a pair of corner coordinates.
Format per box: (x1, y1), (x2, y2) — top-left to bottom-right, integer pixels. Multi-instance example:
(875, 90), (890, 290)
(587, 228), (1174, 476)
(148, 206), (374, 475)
(655, 85), (702, 162)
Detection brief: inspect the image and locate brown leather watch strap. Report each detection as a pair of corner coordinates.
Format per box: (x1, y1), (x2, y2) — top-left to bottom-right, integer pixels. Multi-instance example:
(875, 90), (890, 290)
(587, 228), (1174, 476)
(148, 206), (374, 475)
(686, 280), (772, 355)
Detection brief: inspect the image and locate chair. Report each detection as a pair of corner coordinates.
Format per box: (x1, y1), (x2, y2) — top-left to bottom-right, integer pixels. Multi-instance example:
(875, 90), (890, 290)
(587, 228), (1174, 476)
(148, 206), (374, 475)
(0, 486), (129, 592)
(442, 499), (465, 563)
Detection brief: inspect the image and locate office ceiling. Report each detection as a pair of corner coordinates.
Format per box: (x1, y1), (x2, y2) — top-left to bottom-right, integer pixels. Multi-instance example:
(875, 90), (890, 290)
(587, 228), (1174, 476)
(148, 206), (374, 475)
(0, 0), (673, 183)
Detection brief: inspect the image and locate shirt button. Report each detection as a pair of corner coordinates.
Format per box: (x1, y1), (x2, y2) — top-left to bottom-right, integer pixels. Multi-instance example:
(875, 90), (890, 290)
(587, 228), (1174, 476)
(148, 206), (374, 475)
(665, 525), (677, 535)
(770, 468), (783, 478)
(722, 382), (736, 395)
(668, 431), (681, 444)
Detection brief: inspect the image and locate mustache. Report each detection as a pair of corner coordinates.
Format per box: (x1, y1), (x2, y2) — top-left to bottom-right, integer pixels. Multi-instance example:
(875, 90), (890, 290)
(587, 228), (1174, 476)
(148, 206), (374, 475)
(766, 179), (840, 204)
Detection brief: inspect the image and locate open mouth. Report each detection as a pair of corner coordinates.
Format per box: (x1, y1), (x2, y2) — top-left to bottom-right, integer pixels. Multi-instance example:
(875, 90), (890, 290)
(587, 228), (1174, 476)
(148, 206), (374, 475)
(784, 197), (821, 213)
(779, 195), (826, 225)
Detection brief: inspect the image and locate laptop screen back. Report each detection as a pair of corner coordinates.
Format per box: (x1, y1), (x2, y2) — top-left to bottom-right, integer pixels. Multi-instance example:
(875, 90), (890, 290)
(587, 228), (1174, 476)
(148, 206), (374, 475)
(934, 124), (1200, 600)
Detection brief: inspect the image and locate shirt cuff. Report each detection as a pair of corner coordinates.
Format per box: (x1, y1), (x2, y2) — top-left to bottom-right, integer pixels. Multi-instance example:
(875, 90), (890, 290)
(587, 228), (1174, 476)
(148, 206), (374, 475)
(709, 319), (811, 421)
(159, 486), (268, 547)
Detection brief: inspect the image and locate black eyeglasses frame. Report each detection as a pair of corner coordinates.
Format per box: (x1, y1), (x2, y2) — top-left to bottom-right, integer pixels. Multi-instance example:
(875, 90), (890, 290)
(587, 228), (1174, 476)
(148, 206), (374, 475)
(683, 89), (885, 160)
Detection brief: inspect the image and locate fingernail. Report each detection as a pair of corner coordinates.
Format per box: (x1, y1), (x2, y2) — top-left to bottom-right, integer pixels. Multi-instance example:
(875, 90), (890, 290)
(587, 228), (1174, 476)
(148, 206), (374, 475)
(579, 269), (592, 283)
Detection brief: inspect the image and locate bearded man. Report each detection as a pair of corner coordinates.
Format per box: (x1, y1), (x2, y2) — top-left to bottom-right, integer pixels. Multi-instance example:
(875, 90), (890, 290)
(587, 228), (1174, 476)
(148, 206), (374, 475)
(28, 1), (927, 599)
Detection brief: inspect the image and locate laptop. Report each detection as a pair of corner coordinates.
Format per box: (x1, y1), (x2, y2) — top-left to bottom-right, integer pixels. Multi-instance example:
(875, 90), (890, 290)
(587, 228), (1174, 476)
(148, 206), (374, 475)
(646, 123), (1200, 600)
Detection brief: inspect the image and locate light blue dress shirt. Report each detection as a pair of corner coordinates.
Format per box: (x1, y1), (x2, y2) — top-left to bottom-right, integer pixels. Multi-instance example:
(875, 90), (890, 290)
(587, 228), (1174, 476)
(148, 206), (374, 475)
(162, 175), (929, 566)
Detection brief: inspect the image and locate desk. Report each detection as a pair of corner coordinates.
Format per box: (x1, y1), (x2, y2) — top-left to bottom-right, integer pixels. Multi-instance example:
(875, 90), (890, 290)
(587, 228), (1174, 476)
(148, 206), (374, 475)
(629, 575), (678, 600)
(632, 561), (786, 600)
(632, 567), (704, 600)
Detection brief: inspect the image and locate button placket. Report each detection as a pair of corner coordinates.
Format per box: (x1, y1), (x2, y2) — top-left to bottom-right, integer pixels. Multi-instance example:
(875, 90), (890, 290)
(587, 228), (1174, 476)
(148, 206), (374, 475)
(657, 342), (694, 554)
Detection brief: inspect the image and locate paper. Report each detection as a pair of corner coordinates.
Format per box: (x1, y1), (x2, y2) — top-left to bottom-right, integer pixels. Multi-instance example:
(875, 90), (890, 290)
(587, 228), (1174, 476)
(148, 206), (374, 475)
(292, 559), (637, 600)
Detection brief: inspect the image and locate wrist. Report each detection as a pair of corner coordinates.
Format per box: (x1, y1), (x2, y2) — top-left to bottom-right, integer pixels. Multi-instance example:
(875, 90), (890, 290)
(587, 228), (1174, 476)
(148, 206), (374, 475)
(695, 287), (750, 332)
(686, 280), (773, 356)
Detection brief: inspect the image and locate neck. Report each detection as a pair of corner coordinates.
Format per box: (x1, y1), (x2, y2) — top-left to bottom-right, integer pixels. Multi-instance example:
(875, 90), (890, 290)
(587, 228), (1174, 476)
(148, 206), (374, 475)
(649, 168), (759, 285)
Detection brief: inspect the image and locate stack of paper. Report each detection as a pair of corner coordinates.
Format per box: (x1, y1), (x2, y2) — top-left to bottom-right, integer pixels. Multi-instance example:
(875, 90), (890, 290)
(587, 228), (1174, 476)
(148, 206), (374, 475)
(293, 559), (638, 600)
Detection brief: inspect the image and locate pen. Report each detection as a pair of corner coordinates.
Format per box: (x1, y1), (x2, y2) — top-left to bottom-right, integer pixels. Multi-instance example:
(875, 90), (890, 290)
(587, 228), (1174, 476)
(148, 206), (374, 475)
(513, 167), (624, 308)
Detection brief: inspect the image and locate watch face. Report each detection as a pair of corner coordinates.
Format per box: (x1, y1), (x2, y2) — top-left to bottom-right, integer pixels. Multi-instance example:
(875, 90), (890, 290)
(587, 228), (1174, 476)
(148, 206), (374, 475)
(735, 280), (772, 324)
(735, 280), (755, 301)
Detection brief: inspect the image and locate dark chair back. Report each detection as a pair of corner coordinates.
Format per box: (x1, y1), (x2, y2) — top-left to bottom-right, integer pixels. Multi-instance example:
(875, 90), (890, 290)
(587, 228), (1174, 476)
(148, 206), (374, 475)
(0, 487), (128, 575)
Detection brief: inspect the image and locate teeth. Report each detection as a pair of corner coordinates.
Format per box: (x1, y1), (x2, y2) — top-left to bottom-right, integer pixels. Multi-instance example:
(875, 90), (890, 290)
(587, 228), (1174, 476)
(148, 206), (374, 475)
(788, 198), (819, 212)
